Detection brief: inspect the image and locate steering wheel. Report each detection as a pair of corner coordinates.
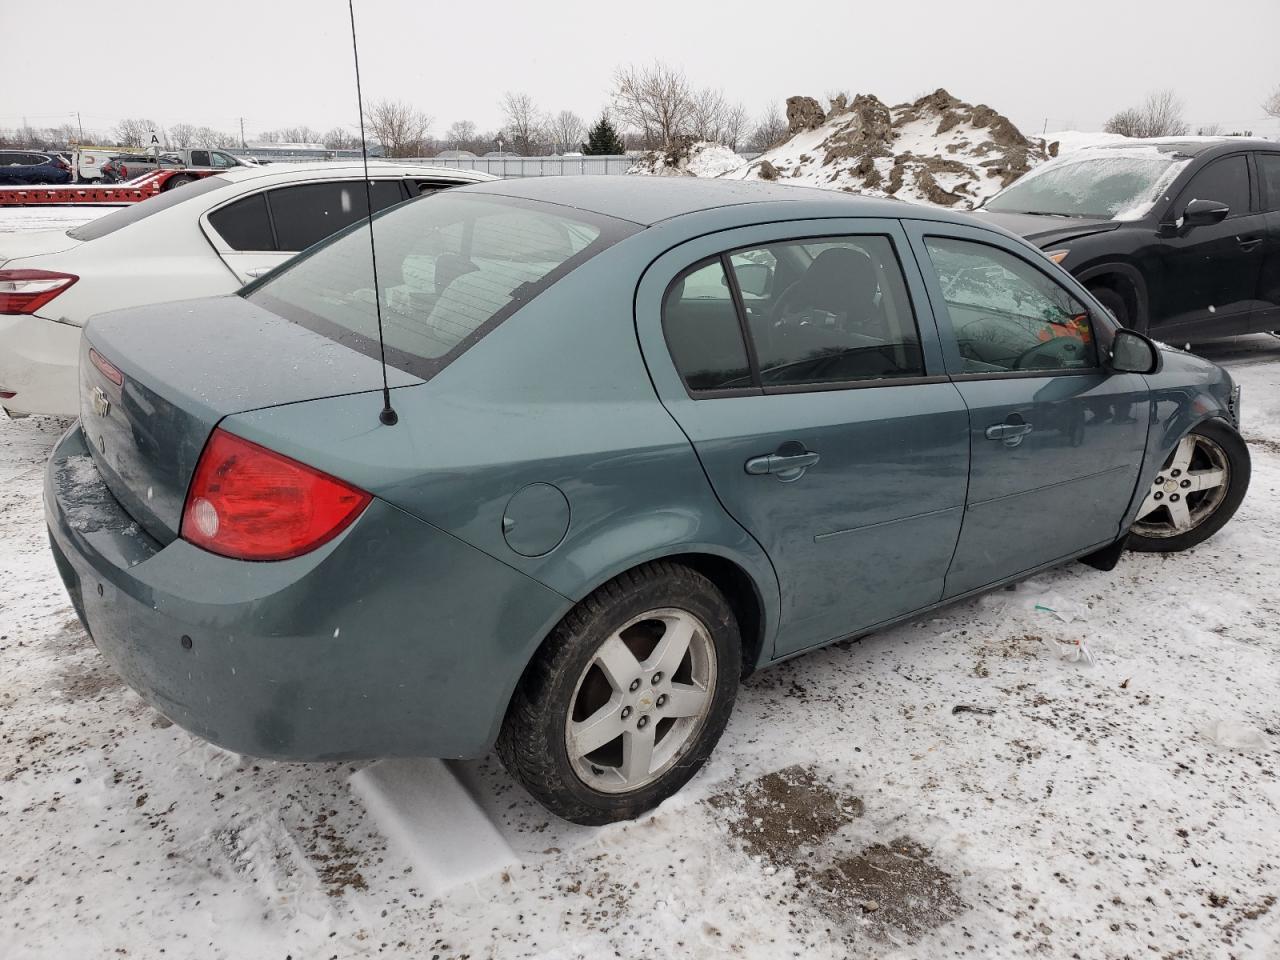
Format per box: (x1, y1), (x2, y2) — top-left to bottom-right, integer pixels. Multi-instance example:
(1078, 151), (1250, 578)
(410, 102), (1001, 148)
(1013, 335), (1088, 370)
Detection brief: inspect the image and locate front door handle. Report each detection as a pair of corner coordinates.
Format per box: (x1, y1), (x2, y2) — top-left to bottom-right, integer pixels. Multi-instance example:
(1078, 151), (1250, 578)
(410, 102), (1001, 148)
(245, 267), (272, 278)
(1237, 235), (1263, 252)
(985, 421), (1033, 446)
(745, 450), (820, 481)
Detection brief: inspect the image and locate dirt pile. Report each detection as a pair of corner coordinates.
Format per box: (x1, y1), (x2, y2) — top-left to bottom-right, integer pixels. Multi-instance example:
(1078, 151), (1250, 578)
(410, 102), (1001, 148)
(723, 87), (1049, 208)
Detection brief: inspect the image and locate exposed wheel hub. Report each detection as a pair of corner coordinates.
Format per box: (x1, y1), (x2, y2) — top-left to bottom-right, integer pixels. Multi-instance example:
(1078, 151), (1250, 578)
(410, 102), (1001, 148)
(564, 608), (716, 794)
(1133, 433), (1230, 538)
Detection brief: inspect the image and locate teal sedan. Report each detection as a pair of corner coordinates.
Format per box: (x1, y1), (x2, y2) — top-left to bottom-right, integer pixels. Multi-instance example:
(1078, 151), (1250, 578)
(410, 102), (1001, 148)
(45, 176), (1250, 824)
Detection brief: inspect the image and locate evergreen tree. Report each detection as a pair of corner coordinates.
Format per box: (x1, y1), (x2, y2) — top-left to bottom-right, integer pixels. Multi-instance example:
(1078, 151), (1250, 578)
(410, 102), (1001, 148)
(582, 114), (625, 155)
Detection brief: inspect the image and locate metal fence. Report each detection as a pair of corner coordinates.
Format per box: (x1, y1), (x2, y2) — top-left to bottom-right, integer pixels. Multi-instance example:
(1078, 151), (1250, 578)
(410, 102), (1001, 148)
(396, 155), (637, 177)
(394, 153), (760, 177)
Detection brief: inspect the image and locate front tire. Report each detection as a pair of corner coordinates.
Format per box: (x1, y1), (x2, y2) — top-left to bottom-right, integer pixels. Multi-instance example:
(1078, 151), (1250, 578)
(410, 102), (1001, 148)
(497, 561), (741, 825)
(1089, 284), (1130, 328)
(1129, 420), (1250, 552)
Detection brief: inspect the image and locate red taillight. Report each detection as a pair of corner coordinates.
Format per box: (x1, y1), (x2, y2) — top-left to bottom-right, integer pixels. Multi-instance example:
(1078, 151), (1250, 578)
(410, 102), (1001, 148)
(181, 428), (372, 561)
(0, 270), (79, 315)
(88, 347), (123, 386)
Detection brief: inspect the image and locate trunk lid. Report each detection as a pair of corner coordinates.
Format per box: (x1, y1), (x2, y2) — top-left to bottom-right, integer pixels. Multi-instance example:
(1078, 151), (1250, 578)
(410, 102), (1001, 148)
(0, 227), (83, 266)
(79, 295), (420, 543)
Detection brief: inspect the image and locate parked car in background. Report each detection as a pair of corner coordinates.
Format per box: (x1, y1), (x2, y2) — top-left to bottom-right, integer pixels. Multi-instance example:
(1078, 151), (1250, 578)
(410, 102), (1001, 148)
(978, 138), (1280, 341)
(99, 153), (185, 184)
(0, 150), (73, 185)
(0, 162), (493, 417)
(99, 147), (249, 184)
(73, 147), (141, 183)
(44, 177), (1250, 825)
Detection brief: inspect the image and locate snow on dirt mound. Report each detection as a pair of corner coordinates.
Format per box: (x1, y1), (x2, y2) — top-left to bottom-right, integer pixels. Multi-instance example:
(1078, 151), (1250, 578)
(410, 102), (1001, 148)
(628, 138), (743, 178)
(722, 88), (1049, 209)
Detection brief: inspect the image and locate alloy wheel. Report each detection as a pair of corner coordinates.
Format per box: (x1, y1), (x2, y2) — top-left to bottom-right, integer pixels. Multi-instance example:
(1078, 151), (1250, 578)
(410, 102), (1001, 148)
(564, 607), (717, 794)
(1132, 433), (1230, 538)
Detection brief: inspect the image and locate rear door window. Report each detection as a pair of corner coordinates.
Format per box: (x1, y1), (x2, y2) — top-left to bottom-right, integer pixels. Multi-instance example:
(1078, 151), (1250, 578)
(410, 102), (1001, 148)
(663, 259), (752, 391)
(1257, 153), (1280, 211)
(662, 235), (923, 393)
(207, 192), (274, 251)
(266, 180), (406, 251)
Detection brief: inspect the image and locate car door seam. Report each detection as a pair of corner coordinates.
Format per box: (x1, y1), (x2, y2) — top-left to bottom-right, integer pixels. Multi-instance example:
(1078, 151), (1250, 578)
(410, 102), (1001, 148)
(966, 463), (1133, 510)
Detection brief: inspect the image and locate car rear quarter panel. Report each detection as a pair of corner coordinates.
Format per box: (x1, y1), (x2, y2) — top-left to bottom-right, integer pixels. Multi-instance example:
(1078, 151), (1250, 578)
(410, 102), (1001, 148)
(225, 228), (785, 679)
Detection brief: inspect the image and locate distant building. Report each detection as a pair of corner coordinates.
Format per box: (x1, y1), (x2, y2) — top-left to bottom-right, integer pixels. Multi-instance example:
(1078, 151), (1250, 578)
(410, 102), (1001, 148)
(227, 142), (384, 162)
(433, 149), (478, 160)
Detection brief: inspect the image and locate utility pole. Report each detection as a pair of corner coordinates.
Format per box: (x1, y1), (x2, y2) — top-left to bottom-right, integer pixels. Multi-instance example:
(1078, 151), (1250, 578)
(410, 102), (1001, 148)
(239, 117), (247, 149)
(76, 112), (84, 142)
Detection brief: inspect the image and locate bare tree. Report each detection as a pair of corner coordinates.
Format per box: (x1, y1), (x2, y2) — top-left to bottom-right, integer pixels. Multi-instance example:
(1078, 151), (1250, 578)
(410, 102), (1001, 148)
(1196, 123), (1223, 137)
(1265, 85), (1280, 120)
(445, 119), (477, 150)
(273, 125), (323, 144)
(501, 92), (545, 155)
(612, 61), (695, 149)
(114, 118), (156, 147)
(365, 99), (432, 157)
(688, 88), (727, 142)
(169, 123), (197, 148)
(720, 104), (749, 150)
(322, 127), (359, 150)
(192, 126), (235, 148)
(1104, 89), (1189, 138)
(749, 105), (788, 151)
(547, 110), (585, 153)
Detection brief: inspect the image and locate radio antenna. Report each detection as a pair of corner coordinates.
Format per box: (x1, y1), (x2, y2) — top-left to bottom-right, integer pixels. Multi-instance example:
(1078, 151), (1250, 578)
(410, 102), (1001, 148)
(347, 0), (397, 426)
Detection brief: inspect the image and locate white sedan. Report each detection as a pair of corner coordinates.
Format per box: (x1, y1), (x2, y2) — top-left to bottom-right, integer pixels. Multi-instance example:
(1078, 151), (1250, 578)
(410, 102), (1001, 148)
(0, 161), (493, 417)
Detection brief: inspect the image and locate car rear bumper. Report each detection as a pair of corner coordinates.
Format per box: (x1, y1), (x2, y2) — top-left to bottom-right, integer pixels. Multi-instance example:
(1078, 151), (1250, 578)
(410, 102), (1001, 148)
(0, 313), (80, 417)
(44, 423), (570, 761)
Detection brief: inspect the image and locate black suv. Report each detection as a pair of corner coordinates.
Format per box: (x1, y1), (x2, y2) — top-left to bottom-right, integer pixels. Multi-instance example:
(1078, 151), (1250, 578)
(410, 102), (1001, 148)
(977, 139), (1280, 340)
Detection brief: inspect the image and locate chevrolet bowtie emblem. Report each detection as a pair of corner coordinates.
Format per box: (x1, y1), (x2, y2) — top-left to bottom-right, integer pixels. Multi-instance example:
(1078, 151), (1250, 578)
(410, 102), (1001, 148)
(91, 386), (111, 418)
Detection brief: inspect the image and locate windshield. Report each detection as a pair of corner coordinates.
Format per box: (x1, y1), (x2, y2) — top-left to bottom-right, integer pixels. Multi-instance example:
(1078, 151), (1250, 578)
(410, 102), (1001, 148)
(66, 175), (231, 240)
(247, 192), (637, 380)
(985, 150), (1191, 220)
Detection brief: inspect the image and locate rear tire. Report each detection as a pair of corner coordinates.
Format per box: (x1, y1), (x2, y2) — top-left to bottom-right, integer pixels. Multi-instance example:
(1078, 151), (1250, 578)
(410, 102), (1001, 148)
(1129, 420), (1250, 552)
(497, 561), (741, 825)
(163, 174), (197, 190)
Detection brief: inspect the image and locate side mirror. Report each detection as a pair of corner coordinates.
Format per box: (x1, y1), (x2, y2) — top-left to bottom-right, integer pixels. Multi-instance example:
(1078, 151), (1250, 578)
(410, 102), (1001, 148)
(1109, 328), (1161, 375)
(1181, 198), (1230, 229)
(731, 263), (772, 298)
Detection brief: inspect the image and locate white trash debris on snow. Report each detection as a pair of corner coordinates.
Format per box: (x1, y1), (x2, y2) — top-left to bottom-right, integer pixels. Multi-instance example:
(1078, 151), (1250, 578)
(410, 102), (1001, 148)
(1, 205), (1279, 956)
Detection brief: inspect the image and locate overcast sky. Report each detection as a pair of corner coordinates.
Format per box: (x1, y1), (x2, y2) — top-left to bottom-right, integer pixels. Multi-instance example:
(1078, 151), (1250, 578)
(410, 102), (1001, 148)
(3, 0), (1278, 143)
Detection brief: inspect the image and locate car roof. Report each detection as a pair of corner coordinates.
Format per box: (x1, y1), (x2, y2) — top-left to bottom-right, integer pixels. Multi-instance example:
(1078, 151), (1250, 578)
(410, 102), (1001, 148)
(1085, 137), (1280, 157)
(215, 160), (495, 185)
(462, 175), (922, 227)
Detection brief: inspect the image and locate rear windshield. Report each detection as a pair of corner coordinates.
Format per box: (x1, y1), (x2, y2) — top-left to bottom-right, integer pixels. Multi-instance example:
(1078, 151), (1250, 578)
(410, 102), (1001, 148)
(246, 192), (637, 379)
(66, 175), (231, 241)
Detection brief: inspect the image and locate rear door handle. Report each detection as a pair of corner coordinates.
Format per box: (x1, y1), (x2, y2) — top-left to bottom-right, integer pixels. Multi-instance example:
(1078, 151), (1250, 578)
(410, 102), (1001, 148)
(745, 450), (820, 481)
(985, 422), (1033, 446)
(1237, 236), (1263, 252)
(245, 267), (272, 278)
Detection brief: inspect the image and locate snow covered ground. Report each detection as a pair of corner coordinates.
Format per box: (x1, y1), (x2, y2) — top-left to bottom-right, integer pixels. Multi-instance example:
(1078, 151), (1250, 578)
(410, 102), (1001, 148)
(1, 192), (1278, 953)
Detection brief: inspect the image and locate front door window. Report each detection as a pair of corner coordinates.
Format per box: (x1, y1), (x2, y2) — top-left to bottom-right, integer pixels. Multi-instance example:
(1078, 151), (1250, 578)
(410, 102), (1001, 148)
(923, 236), (1097, 373)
